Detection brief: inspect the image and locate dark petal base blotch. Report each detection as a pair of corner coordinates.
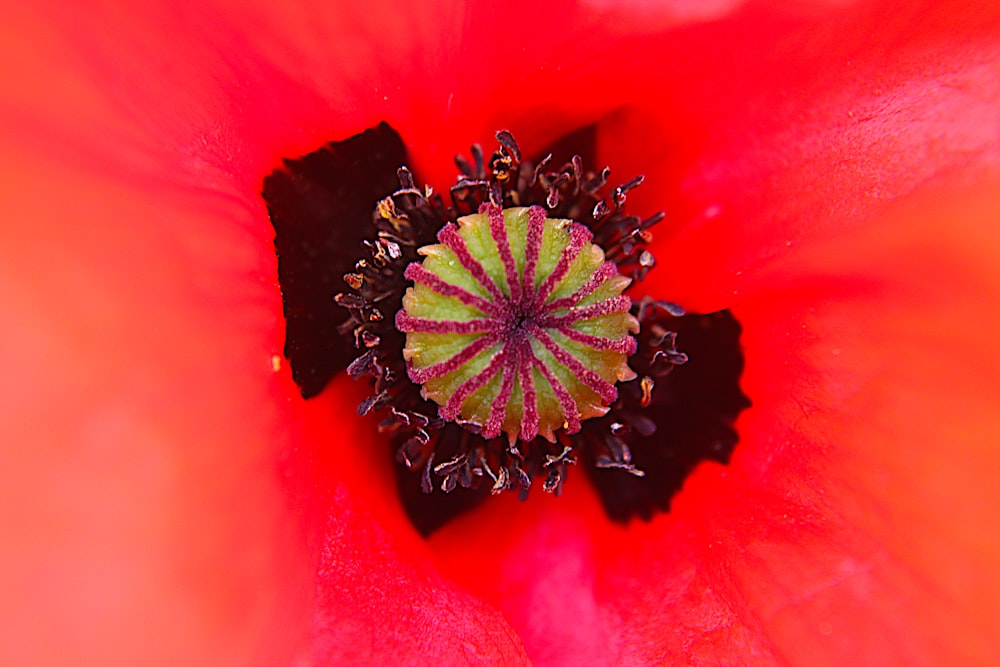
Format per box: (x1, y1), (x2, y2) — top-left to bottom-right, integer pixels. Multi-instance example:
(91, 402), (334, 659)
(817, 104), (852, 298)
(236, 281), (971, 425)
(263, 122), (408, 398)
(582, 308), (751, 522)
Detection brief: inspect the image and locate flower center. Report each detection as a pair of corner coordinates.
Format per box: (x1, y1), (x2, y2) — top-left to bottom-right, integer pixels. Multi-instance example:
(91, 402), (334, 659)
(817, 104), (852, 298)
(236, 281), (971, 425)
(263, 123), (750, 534)
(397, 203), (638, 443)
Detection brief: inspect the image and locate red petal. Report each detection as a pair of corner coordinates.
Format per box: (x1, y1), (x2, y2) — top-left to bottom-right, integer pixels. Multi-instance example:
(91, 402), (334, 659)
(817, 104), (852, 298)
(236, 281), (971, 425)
(0, 122), (316, 664)
(0, 2), (539, 663)
(432, 2), (1000, 664)
(433, 178), (1000, 665)
(5, 0), (999, 664)
(604, 1), (1000, 310)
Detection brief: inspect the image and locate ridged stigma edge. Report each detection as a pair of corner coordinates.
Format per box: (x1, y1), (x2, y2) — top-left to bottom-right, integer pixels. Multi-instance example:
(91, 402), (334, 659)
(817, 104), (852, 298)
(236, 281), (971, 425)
(396, 203), (639, 443)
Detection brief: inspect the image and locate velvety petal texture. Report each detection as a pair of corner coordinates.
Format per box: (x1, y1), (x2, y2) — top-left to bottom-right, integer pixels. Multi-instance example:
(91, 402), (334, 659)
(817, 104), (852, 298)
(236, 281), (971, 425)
(2, 0), (999, 665)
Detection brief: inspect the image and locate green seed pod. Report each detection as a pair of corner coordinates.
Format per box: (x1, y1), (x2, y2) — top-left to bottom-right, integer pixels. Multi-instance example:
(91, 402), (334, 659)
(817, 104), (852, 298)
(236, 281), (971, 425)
(397, 203), (638, 443)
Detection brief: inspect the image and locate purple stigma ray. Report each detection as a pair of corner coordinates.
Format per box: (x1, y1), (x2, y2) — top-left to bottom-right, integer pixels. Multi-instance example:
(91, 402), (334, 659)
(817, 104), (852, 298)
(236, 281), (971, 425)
(407, 333), (499, 384)
(441, 345), (510, 421)
(544, 261), (617, 312)
(533, 223), (593, 306)
(521, 206), (546, 296)
(484, 203), (522, 304)
(396, 313), (497, 335)
(558, 327), (638, 355)
(437, 224), (505, 302)
(481, 345), (520, 440)
(404, 263), (501, 317)
(516, 343), (540, 441)
(530, 327), (619, 404)
(539, 296), (633, 327)
(530, 353), (582, 434)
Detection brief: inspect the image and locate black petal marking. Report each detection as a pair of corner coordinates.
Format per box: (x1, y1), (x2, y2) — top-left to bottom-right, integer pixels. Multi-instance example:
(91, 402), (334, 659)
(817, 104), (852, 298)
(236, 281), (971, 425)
(583, 308), (751, 522)
(263, 122), (408, 398)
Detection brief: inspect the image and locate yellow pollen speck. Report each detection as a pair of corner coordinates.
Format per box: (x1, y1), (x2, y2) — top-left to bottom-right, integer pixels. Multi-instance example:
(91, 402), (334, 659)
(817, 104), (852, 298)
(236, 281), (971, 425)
(270, 355), (282, 372)
(640, 376), (655, 407)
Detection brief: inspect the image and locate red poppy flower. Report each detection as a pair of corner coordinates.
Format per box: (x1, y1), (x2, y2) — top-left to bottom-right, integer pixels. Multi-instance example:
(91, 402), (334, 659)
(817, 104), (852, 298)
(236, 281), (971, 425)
(3, 0), (999, 665)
